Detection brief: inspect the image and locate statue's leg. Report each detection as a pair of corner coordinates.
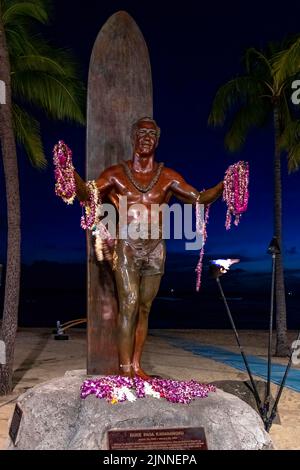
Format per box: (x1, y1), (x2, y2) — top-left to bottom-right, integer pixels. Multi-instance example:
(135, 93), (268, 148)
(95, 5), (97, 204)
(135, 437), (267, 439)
(114, 265), (140, 377)
(132, 273), (162, 380)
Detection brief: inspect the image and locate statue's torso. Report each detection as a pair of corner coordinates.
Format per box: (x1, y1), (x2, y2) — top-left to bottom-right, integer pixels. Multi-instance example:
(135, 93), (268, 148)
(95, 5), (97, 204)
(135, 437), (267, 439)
(106, 161), (173, 208)
(103, 161), (175, 245)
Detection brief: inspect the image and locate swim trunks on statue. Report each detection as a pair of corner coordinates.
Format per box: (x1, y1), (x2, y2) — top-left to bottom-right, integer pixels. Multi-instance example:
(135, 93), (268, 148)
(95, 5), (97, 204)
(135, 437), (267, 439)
(115, 238), (166, 276)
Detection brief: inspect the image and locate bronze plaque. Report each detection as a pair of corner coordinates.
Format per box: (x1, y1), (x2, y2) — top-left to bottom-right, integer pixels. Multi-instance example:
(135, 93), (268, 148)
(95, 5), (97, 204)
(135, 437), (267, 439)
(108, 427), (207, 450)
(9, 404), (23, 445)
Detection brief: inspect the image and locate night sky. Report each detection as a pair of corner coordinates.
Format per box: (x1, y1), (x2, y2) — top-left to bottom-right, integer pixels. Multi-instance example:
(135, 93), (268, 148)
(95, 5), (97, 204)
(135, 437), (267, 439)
(1, 0), (300, 276)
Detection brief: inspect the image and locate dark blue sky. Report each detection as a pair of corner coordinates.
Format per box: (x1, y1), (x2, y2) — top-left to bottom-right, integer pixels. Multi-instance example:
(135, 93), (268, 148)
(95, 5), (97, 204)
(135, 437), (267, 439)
(1, 0), (300, 275)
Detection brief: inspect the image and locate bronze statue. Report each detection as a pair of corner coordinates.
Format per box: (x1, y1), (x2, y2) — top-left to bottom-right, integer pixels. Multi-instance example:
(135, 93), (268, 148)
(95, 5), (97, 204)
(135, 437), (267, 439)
(75, 117), (223, 379)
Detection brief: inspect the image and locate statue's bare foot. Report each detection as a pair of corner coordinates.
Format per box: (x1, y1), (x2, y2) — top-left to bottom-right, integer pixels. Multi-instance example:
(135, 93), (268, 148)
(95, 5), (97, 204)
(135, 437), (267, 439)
(119, 370), (135, 378)
(119, 365), (134, 378)
(133, 366), (152, 381)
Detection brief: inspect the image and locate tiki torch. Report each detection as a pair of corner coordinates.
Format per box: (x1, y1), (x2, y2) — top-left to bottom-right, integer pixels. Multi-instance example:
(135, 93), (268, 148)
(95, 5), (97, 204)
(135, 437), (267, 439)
(209, 259), (264, 417)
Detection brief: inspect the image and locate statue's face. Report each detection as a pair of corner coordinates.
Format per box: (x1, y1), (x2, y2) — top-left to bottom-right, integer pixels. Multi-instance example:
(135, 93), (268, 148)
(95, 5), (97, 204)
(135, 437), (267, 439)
(134, 120), (158, 157)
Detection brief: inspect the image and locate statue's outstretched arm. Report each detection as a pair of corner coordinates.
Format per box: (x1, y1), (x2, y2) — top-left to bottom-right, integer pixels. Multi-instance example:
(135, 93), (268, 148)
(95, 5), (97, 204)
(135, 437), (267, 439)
(95, 167), (115, 198)
(198, 182), (224, 205)
(95, 172), (114, 198)
(169, 169), (223, 205)
(74, 168), (115, 202)
(74, 171), (89, 202)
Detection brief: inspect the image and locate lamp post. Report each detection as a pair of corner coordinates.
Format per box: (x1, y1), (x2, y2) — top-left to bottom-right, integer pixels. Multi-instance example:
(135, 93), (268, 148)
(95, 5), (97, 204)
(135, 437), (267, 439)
(264, 237), (280, 420)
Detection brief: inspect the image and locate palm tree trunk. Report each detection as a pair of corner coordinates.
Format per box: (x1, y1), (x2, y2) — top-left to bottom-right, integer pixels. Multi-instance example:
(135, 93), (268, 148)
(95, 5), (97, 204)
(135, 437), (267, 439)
(273, 105), (289, 356)
(0, 8), (21, 394)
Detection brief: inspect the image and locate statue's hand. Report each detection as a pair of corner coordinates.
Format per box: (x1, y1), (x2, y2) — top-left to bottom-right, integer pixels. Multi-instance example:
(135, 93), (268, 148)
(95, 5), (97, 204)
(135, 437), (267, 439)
(74, 171), (90, 202)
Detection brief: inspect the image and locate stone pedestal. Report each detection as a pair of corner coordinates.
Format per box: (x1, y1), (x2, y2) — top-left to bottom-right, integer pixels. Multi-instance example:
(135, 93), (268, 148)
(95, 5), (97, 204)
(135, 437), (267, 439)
(7, 370), (273, 450)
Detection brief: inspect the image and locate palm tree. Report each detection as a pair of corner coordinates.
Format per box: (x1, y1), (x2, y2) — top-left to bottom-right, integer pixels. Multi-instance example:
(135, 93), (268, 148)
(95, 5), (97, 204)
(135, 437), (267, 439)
(0, 0), (85, 394)
(209, 43), (300, 356)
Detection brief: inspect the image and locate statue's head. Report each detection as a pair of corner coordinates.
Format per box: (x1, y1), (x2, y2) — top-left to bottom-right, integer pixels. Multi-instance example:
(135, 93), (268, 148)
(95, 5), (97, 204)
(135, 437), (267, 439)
(131, 117), (160, 156)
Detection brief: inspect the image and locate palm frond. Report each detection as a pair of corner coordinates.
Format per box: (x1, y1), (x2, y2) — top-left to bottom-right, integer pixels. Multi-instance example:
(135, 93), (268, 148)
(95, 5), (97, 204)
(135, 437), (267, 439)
(10, 38), (81, 78)
(278, 118), (300, 151)
(2, 0), (49, 26)
(208, 76), (271, 127)
(244, 47), (272, 80)
(287, 141), (300, 172)
(276, 94), (300, 172)
(3, 0), (85, 174)
(272, 36), (300, 86)
(12, 54), (67, 75)
(5, 23), (38, 55)
(6, 17), (86, 125)
(12, 70), (85, 123)
(12, 103), (46, 168)
(224, 99), (271, 152)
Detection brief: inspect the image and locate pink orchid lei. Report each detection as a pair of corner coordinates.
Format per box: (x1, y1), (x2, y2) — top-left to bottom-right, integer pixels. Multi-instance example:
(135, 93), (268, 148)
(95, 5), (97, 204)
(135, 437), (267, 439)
(53, 140), (100, 227)
(194, 161), (249, 290)
(53, 141), (76, 204)
(80, 180), (99, 230)
(80, 183), (116, 263)
(53, 140), (115, 262)
(81, 376), (216, 405)
(195, 197), (210, 292)
(223, 161), (249, 230)
(195, 190), (210, 292)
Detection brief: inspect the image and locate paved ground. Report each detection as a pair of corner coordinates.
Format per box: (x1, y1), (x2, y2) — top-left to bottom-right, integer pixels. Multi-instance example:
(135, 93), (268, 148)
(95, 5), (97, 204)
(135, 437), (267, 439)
(1, 328), (299, 450)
